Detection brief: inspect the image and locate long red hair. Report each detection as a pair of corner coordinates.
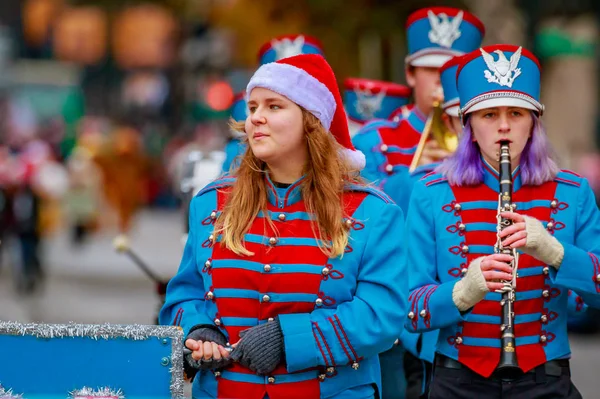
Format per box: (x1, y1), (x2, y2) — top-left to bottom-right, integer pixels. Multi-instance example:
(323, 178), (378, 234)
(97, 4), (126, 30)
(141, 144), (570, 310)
(216, 109), (363, 258)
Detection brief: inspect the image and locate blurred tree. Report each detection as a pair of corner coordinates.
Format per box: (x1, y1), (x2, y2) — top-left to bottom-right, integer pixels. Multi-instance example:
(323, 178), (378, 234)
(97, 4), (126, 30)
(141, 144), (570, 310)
(516, 0), (600, 167)
(210, 0), (309, 67)
(68, 0), (210, 21)
(211, 0), (467, 80)
(464, 0), (525, 46)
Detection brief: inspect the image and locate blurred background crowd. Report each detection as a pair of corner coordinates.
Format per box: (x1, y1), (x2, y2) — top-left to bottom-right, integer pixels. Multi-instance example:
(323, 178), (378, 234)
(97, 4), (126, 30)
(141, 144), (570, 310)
(0, 0), (600, 372)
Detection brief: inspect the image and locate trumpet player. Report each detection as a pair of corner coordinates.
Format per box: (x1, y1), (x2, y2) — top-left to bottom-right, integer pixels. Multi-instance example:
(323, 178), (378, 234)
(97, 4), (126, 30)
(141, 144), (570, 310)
(378, 55), (467, 399)
(406, 44), (600, 398)
(372, 8), (485, 399)
(384, 55), (464, 213)
(352, 6), (485, 188)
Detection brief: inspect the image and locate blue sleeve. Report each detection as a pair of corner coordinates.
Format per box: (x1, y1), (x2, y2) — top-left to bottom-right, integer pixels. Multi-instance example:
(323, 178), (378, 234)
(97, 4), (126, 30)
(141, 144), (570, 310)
(383, 169), (418, 214)
(566, 290), (588, 315)
(352, 130), (383, 185)
(278, 202), (408, 372)
(405, 182), (467, 333)
(159, 196), (214, 336)
(550, 179), (600, 299)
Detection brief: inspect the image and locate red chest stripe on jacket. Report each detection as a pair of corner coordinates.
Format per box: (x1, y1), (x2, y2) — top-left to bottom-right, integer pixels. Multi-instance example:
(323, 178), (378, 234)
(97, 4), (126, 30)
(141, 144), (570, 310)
(463, 231), (496, 247)
(469, 299), (501, 316)
(217, 380), (266, 399)
(386, 153), (416, 167)
(247, 217), (318, 239)
(204, 189), (368, 389)
(461, 209), (497, 223)
(513, 298), (545, 314)
(449, 181), (558, 376)
(377, 123), (422, 167)
(211, 242), (327, 265)
(516, 275), (546, 291)
(215, 372), (321, 399)
(461, 322), (500, 339)
(266, 380), (320, 399)
(212, 299), (319, 323)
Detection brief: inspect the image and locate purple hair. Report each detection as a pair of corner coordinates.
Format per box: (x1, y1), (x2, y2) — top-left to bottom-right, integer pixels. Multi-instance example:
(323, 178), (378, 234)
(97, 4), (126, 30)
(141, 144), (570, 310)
(436, 113), (559, 186)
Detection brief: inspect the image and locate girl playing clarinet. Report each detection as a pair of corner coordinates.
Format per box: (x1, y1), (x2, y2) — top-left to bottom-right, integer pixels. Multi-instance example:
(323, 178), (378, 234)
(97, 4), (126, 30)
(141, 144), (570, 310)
(406, 44), (600, 398)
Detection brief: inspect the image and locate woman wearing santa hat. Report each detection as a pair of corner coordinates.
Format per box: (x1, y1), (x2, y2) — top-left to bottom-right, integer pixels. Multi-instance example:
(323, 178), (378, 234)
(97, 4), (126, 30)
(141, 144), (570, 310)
(160, 54), (408, 398)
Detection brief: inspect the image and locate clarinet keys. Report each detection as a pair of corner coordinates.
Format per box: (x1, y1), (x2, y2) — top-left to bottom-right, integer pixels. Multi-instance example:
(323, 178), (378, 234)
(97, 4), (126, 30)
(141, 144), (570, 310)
(504, 342), (515, 353)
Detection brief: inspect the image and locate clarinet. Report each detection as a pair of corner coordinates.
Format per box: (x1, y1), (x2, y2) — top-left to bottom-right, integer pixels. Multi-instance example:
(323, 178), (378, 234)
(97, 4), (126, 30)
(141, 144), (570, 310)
(495, 140), (520, 372)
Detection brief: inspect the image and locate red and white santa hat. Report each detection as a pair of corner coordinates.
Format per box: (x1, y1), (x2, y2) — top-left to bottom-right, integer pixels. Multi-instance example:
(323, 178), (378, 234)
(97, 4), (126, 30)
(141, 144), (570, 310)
(246, 54), (366, 170)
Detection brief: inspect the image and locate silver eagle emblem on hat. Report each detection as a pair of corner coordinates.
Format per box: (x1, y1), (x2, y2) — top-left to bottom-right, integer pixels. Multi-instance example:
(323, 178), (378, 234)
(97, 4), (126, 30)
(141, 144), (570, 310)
(271, 35), (306, 60)
(428, 10), (463, 48)
(481, 46), (523, 88)
(354, 87), (386, 120)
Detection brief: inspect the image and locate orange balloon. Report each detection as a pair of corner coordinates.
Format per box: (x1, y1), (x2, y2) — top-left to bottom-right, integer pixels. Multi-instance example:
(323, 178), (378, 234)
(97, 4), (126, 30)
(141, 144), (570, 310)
(53, 7), (107, 65)
(113, 4), (178, 69)
(23, 0), (63, 47)
(205, 81), (234, 111)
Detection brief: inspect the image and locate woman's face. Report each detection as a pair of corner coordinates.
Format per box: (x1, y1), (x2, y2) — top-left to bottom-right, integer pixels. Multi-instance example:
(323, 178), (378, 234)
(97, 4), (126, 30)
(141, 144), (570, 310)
(469, 106), (533, 168)
(245, 88), (307, 167)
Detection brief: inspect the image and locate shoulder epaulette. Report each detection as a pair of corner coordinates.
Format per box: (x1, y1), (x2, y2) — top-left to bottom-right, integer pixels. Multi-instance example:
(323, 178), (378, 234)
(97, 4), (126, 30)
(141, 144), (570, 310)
(419, 172), (447, 187)
(410, 163), (439, 177)
(344, 183), (393, 204)
(555, 170), (582, 187)
(195, 176), (236, 197)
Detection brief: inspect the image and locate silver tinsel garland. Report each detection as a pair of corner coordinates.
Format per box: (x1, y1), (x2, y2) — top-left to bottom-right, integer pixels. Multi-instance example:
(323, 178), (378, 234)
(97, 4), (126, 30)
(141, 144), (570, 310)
(0, 321), (185, 398)
(0, 386), (22, 399)
(69, 387), (125, 399)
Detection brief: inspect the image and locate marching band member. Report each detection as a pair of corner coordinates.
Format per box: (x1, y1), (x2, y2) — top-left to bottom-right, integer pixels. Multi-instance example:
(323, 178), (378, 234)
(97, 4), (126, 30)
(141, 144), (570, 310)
(406, 44), (599, 398)
(385, 55), (589, 392)
(384, 55), (464, 213)
(221, 34), (325, 173)
(373, 8), (485, 399)
(161, 54), (408, 399)
(352, 6), (485, 187)
(343, 78), (411, 138)
(379, 55), (464, 399)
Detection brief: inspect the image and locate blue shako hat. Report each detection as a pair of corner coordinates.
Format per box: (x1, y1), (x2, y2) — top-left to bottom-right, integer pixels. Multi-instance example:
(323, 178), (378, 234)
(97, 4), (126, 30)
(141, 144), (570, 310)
(343, 78), (412, 124)
(457, 44), (544, 121)
(439, 56), (463, 117)
(257, 34), (324, 66)
(406, 7), (485, 68)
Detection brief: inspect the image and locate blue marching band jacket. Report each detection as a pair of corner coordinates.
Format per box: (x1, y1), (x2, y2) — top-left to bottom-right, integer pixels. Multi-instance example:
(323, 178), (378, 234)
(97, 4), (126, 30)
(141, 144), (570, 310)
(160, 176), (408, 398)
(405, 164), (600, 377)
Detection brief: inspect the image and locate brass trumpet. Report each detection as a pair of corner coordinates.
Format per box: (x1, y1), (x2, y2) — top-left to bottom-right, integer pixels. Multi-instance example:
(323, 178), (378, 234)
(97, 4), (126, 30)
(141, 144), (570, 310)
(408, 100), (458, 173)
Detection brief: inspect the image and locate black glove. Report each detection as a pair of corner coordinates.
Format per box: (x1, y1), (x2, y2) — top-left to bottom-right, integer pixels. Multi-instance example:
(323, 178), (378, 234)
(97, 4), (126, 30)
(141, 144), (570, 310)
(229, 318), (284, 375)
(184, 325), (232, 380)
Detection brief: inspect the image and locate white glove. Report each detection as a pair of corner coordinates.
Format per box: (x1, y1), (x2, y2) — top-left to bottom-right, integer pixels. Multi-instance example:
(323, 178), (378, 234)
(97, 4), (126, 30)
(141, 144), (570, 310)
(452, 257), (489, 311)
(522, 216), (564, 269)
